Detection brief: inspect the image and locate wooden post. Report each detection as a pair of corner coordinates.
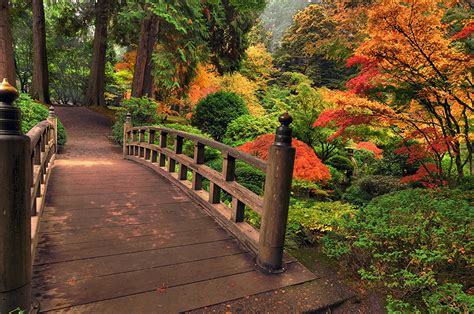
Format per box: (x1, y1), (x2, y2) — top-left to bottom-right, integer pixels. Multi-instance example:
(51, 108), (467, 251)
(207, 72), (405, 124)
(148, 129), (156, 162)
(47, 106), (57, 153)
(138, 129), (145, 158)
(192, 142), (204, 190)
(257, 113), (295, 273)
(159, 131), (167, 166)
(123, 112), (131, 157)
(0, 79), (32, 312)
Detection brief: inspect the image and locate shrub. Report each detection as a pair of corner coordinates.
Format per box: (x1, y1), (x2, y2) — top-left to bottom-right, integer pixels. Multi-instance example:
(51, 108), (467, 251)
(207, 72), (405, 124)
(238, 134), (331, 182)
(17, 94), (67, 146)
(191, 92), (248, 141)
(223, 115), (279, 147)
(326, 155), (354, 172)
(342, 175), (408, 206)
(323, 188), (474, 312)
(157, 123), (220, 161)
(235, 161), (265, 195)
(112, 97), (159, 145)
(287, 199), (356, 246)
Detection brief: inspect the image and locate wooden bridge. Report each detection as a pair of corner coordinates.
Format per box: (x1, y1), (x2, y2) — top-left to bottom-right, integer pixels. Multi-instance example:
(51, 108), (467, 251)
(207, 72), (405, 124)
(0, 80), (354, 313)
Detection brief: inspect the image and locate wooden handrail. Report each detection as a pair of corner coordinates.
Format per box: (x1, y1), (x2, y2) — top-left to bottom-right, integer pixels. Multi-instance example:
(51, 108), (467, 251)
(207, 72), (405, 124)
(26, 114), (57, 216)
(124, 113), (296, 274)
(129, 126), (268, 171)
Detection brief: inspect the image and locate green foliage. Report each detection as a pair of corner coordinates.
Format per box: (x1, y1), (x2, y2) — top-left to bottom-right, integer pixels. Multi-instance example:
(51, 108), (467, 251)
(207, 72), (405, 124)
(235, 161), (265, 195)
(287, 199), (356, 246)
(326, 155), (354, 172)
(223, 114), (278, 147)
(16, 94), (66, 146)
(343, 175), (408, 206)
(112, 97), (159, 145)
(323, 188), (474, 312)
(191, 92), (248, 141)
(157, 123), (220, 161)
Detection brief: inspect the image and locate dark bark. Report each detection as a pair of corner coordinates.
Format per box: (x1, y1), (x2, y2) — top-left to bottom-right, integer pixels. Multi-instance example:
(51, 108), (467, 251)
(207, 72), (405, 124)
(131, 13), (159, 98)
(85, 0), (110, 106)
(31, 0), (50, 104)
(0, 0), (16, 87)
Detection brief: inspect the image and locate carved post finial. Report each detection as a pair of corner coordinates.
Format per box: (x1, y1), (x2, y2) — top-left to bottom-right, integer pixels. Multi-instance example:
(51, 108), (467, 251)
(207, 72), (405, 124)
(126, 112), (132, 123)
(0, 78), (21, 135)
(274, 112), (293, 147)
(49, 105), (56, 117)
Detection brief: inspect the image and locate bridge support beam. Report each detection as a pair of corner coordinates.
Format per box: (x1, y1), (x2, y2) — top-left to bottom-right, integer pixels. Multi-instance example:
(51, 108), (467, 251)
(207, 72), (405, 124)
(257, 113), (295, 273)
(0, 79), (32, 312)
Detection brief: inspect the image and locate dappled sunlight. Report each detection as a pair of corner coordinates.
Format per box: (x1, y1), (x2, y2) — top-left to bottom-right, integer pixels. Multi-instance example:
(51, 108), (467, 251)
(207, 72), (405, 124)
(55, 159), (116, 167)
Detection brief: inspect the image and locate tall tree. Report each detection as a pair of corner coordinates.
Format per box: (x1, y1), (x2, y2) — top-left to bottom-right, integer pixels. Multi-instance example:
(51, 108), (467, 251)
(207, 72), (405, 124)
(85, 0), (110, 106)
(131, 11), (159, 98)
(0, 0), (16, 86)
(31, 0), (49, 104)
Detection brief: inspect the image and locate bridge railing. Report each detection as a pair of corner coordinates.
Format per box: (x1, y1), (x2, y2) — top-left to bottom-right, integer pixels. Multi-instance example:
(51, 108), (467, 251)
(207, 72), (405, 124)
(123, 113), (296, 274)
(0, 79), (57, 312)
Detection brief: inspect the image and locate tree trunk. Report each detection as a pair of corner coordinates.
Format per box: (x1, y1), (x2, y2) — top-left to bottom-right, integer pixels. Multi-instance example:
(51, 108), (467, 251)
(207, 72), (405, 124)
(0, 0), (16, 87)
(131, 13), (159, 98)
(31, 0), (50, 104)
(85, 0), (110, 106)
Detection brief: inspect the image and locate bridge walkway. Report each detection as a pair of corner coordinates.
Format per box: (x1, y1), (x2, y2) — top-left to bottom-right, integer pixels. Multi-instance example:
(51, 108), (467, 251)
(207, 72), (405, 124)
(31, 107), (316, 313)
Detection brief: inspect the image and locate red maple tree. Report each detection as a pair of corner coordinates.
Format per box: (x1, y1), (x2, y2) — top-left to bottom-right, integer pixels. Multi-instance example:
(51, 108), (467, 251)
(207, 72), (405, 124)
(238, 134), (331, 182)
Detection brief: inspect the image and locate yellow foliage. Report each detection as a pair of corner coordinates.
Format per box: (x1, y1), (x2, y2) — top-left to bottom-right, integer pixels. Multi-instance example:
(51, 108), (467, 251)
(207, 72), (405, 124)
(241, 44), (276, 85)
(187, 64), (221, 107)
(219, 73), (265, 116)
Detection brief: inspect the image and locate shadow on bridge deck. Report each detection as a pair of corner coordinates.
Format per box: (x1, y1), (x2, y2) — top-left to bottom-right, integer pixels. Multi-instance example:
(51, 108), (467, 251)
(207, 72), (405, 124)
(32, 107), (353, 313)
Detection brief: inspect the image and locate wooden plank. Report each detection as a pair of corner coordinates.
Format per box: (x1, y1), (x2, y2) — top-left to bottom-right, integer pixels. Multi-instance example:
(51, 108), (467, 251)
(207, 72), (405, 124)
(33, 239), (245, 284)
(56, 262), (315, 313)
(41, 201), (202, 220)
(39, 208), (208, 233)
(34, 227), (232, 264)
(47, 184), (174, 196)
(37, 217), (220, 246)
(33, 254), (253, 312)
(45, 192), (189, 209)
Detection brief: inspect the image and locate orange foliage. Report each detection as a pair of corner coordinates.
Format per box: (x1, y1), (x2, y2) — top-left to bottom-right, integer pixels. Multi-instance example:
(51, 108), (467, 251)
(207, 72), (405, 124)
(354, 141), (383, 159)
(187, 64), (220, 107)
(114, 50), (136, 72)
(238, 134), (331, 182)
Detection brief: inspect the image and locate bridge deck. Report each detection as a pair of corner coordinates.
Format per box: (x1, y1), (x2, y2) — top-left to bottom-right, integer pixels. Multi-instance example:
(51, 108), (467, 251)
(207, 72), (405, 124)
(32, 107), (316, 313)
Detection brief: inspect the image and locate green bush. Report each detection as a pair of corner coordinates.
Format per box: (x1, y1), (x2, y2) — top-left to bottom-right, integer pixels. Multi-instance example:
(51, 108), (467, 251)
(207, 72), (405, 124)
(223, 114), (278, 147)
(323, 188), (474, 312)
(326, 155), (354, 172)
(343, 175), (408, 206)
(157, 123), (220, 162)
(17, 94), (67, 146)
(112, 97), (159, 145)
(191, 91), (248, 141)
(287, 199), (356, 247)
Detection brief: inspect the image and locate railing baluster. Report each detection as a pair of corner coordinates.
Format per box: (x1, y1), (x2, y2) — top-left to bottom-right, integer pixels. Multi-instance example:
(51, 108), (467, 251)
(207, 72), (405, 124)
(222, 152), (236, 181)
(132, 130), (138, 156)
(209, 182), (221, 204)
(176, 136), (187, 180)
(231, 197), (245, 222)
(139, 129), (145, 158)
(192, 142), (205, 190)
(149, 129), (157, 162)
(159, 131), (167, 167)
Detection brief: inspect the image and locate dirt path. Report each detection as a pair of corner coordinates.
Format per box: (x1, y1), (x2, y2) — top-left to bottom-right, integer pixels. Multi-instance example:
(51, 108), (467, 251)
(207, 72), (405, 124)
(55, 106), (120, 159)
